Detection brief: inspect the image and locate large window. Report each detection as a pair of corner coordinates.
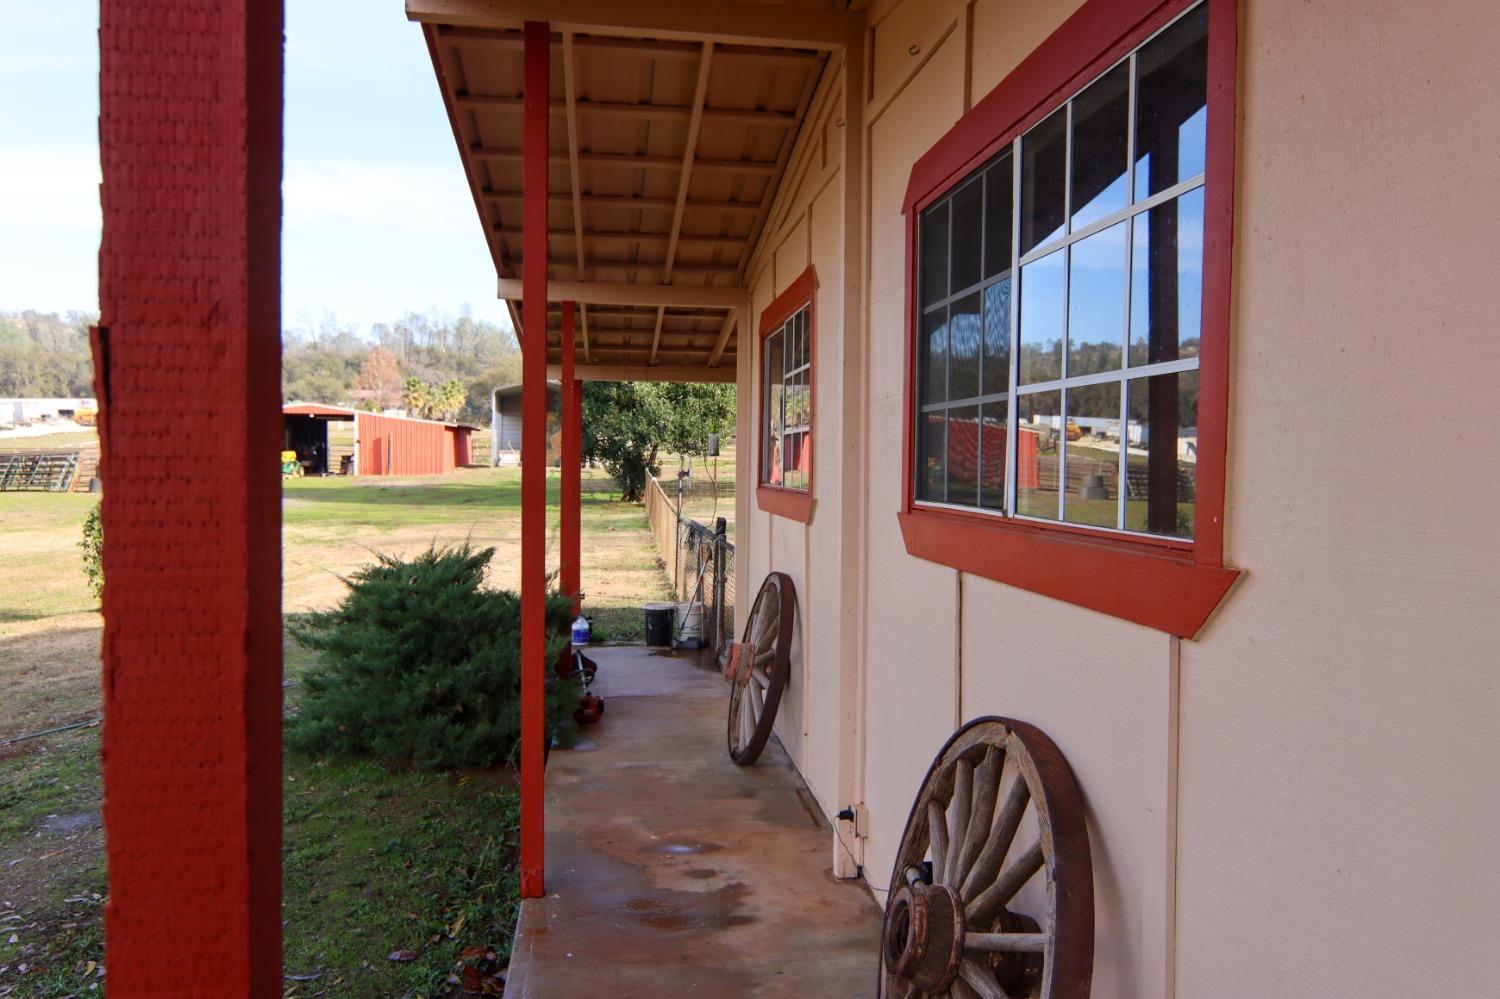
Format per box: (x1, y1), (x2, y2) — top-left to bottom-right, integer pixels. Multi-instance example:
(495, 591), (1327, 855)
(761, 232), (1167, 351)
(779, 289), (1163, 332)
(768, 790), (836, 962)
(757, 266), (816, 523)
(916, 4), (1207, 541)
(898, 0), (1238, 638)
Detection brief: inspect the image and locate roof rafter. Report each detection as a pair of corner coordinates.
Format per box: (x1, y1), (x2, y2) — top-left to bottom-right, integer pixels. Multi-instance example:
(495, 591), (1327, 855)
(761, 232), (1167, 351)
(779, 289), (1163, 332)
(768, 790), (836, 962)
(654, 41), (714, 366)
(501, 279), (745, 309)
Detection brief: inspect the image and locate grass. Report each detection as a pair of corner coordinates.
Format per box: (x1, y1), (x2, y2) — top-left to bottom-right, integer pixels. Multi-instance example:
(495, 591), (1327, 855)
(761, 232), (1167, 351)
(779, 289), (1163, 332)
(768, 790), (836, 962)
(0, 464), (673, 997)
(659, 446), (738, 540)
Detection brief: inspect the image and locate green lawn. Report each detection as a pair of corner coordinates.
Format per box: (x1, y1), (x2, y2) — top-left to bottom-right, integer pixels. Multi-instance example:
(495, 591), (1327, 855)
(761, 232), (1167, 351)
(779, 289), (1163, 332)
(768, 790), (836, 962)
(0, 465), (672, 996)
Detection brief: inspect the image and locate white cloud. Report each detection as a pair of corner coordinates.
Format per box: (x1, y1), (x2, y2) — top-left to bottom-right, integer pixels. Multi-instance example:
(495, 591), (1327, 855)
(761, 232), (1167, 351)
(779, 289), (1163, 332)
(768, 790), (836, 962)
(0, 148), (101, 229)
(282, 159), (478, 237)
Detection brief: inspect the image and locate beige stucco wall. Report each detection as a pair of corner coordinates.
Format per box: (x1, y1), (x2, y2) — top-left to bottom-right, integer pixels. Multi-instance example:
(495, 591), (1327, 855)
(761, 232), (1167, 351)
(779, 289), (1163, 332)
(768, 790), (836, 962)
(733, 0), (1500, 994)
(741, 64), (854, 825)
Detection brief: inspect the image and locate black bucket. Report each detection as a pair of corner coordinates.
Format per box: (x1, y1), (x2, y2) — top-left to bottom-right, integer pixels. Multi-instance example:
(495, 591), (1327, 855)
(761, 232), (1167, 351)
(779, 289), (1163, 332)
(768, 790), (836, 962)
(644, 602), (675, 646)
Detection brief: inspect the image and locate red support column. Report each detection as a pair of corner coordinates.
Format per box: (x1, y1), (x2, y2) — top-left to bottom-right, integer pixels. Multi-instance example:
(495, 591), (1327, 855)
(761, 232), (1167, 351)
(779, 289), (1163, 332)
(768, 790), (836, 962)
(520, 18), (550, 900)
(560, 302), (582, 610)
(96, 0), (283, 992)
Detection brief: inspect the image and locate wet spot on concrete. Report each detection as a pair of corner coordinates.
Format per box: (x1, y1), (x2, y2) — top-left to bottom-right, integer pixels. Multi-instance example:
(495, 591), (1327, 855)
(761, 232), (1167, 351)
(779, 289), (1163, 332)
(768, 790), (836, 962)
(655, 841), (722, 856)
(569, 738), (598, 752)
(622, 882), (756, 933)
(683, 868), (718, 880)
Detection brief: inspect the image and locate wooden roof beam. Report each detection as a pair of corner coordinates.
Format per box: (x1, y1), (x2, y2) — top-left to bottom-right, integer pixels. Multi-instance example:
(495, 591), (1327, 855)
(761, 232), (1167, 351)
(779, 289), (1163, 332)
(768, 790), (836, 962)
(546, 362), (736, 384)
(407, 0), (862, 51)
(471, 147), (778, 175)
(492, 226), (750, 250)
(561, 31), (588, 282)
(483, 190), (761, 214)
(437, 28), (824, 67)
(455, 94), (798, 129)
(708, 308), (739, 367)
(501, 280), (745, 309)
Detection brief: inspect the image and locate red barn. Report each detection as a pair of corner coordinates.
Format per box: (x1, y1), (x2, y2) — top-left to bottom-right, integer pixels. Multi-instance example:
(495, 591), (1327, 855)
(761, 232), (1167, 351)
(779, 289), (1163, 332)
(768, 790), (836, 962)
(282, 403), (473, 476)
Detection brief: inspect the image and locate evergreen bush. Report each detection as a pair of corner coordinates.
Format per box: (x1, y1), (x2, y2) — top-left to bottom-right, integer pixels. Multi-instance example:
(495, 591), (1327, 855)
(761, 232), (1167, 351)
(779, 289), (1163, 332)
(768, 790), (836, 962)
(287, 543), (580, 769)
(80, 501), (103, 600)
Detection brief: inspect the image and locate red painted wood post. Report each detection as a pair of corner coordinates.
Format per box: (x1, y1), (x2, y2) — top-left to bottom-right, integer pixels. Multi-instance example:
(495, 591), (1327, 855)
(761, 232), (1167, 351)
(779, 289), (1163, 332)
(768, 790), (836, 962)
(96, 0), (283, 991)
(520, 18), (550, 899)
(560, 302), (582, 610)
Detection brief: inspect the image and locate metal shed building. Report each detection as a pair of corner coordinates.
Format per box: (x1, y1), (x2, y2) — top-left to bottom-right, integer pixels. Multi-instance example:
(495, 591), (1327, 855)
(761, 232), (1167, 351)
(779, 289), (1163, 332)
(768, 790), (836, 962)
(283, 403), (474, 476)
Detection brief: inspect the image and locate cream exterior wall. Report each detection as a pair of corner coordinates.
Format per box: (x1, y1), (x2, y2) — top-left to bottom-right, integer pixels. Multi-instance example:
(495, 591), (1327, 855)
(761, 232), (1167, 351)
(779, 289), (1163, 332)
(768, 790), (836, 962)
(729, 0), (1500, 995)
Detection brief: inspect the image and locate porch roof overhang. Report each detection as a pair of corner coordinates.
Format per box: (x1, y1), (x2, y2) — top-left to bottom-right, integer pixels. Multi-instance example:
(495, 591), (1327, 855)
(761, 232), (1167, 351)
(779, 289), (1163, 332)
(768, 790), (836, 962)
(407, 0), (862, 382)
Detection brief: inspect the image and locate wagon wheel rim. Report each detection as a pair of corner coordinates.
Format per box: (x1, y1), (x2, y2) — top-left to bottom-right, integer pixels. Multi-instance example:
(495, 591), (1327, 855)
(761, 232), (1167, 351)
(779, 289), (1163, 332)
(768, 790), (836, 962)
(725, 571), (795, 766)
(878, 717), (1093, 999)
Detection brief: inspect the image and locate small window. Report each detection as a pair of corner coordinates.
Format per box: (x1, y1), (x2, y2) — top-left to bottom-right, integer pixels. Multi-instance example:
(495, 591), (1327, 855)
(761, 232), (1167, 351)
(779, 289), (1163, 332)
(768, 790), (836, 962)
(762, 306), (811, 491)
(757, 267), (817, 522)
(914, 2), (1208, 542)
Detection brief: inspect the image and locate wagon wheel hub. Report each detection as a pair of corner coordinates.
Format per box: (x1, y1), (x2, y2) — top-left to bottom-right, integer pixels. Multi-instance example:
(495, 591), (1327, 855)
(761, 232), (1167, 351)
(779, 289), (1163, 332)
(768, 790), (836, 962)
(883, 882), (965, 993)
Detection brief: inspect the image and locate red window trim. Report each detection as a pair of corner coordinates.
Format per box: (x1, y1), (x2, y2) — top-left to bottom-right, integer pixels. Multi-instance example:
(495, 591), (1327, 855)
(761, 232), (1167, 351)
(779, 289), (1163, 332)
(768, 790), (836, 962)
(756, 265), (817, 524)
(898, 0), (1240, 638)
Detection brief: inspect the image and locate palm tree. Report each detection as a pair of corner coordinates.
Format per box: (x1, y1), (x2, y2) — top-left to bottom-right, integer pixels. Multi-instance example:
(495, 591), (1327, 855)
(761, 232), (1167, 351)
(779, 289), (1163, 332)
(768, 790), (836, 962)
(401, 377), (429, 418)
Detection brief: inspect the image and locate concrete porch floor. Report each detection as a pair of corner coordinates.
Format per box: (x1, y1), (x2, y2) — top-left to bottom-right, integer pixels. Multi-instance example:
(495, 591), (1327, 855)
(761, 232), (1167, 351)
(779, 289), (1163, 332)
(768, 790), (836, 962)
(504, 645), (883, 998)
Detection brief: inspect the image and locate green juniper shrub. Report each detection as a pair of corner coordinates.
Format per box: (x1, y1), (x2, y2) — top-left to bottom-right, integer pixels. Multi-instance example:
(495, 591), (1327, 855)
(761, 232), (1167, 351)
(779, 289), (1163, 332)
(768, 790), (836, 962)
(287, 543), (580, 769)
(80, 500), (103, 600)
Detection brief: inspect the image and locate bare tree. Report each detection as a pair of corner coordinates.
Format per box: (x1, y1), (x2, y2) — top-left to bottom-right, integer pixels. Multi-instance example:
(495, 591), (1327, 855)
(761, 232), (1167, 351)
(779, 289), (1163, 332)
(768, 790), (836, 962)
(353, 346), (403, 411)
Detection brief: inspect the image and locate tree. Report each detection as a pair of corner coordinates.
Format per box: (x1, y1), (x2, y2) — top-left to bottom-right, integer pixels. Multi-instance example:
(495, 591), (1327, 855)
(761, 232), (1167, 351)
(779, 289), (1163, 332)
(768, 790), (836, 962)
(353, 346), (403, 411)
(581, 381), (735, 501)
(436, 380), (466, 422)
(287, 544), (581, 769)
(401, 376), (430, 418)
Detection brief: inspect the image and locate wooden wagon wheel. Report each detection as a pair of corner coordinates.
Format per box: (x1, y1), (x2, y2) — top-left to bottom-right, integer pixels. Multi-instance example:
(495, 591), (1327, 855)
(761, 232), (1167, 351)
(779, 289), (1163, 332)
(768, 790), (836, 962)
(878, 717), (1093, 999)
(725, 571), (795, 765)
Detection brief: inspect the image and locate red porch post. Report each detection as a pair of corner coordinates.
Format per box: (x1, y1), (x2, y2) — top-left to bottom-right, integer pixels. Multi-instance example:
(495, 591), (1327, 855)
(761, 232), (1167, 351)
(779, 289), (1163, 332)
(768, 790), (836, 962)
(520, 18), (550, 899)
(560, 301), (582, 609)
(97, 0), (283, 991)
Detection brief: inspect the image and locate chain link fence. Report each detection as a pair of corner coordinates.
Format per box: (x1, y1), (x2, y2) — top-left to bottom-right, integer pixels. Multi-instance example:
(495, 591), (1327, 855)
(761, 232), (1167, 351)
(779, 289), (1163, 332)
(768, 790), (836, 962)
(645, 475), (736, 660)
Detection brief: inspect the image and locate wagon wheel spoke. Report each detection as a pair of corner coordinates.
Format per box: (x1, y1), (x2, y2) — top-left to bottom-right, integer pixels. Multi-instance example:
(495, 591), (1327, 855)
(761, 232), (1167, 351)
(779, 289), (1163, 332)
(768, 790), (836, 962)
(951, 979), (984, 999)
(943, 758), (973, 884)
(960, 771), (1029, 903)
(965, 933), (1048, 954)
(750, 665), (771, 689)
(958, 957), (1011, 999)
(747, 668), (765, 723)
(952, 747), (1004, 888)
(966, 840), (1044, 928)
(927, 801), (948, 883)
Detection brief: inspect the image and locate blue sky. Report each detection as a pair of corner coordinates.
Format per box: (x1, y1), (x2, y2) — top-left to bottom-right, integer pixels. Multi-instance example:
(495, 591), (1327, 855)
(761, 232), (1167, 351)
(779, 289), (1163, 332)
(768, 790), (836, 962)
(0, 0), (511, 337)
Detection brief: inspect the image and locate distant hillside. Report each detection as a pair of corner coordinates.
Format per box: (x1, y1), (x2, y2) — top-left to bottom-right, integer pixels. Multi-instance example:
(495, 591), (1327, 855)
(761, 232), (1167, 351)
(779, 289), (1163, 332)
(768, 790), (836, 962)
(0, 310), (521, 426)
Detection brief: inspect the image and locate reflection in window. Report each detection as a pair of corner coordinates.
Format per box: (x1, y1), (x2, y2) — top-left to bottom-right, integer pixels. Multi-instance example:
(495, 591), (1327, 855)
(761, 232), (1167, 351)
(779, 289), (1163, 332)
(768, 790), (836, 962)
(914, 3), (1208, 539)
(762, 306), (812, 491)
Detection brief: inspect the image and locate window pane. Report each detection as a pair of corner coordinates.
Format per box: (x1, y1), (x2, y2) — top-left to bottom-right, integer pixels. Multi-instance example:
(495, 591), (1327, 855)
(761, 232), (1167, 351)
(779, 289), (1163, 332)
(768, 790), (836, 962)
(1015, 390), (1061, 520)
(763, 330), (783, 484)
(921, 202), (950, 305)
(1125, 369), (1197, 538)
(1062, 382), (1122, 529)
(798, 308), (810, 367)
(1134, 5), (1208, 200)
(949, 292), (982, 401)
(979, 402), (1007, 511)
(1019, 108), (1067, 254)
(1067, 222), (1127, 376)
(1129, 188), (1203, 365)
(981, 278), (1012, 396)
(918, 412), (947, 502)
(984, 153), (1015, 279)
(950, 177), (984, 293)
(946, 405), (981, 508)
(921, 308), (949, 405)
(1069, 62), (1130, 231)
(1018, 249), (1064, 384)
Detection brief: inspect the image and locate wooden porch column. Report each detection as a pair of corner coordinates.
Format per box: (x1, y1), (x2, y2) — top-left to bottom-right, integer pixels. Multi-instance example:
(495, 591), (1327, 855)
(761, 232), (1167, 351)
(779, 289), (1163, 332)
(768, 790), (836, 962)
(560, 301), (582, 609)
(520, 17), (550, 899)
(96, 0), (284, 991)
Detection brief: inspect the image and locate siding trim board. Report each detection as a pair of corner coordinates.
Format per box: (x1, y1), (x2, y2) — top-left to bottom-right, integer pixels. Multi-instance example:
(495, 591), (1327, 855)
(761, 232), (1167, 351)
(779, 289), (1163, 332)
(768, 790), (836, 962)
(897, 0), (1239, 638)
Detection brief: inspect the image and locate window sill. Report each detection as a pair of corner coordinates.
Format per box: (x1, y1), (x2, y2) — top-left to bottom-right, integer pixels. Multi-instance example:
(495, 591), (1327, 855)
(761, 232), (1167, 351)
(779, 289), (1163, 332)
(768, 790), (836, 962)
(757, 484), (815, 524)
(897, 506), (1239, 638)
